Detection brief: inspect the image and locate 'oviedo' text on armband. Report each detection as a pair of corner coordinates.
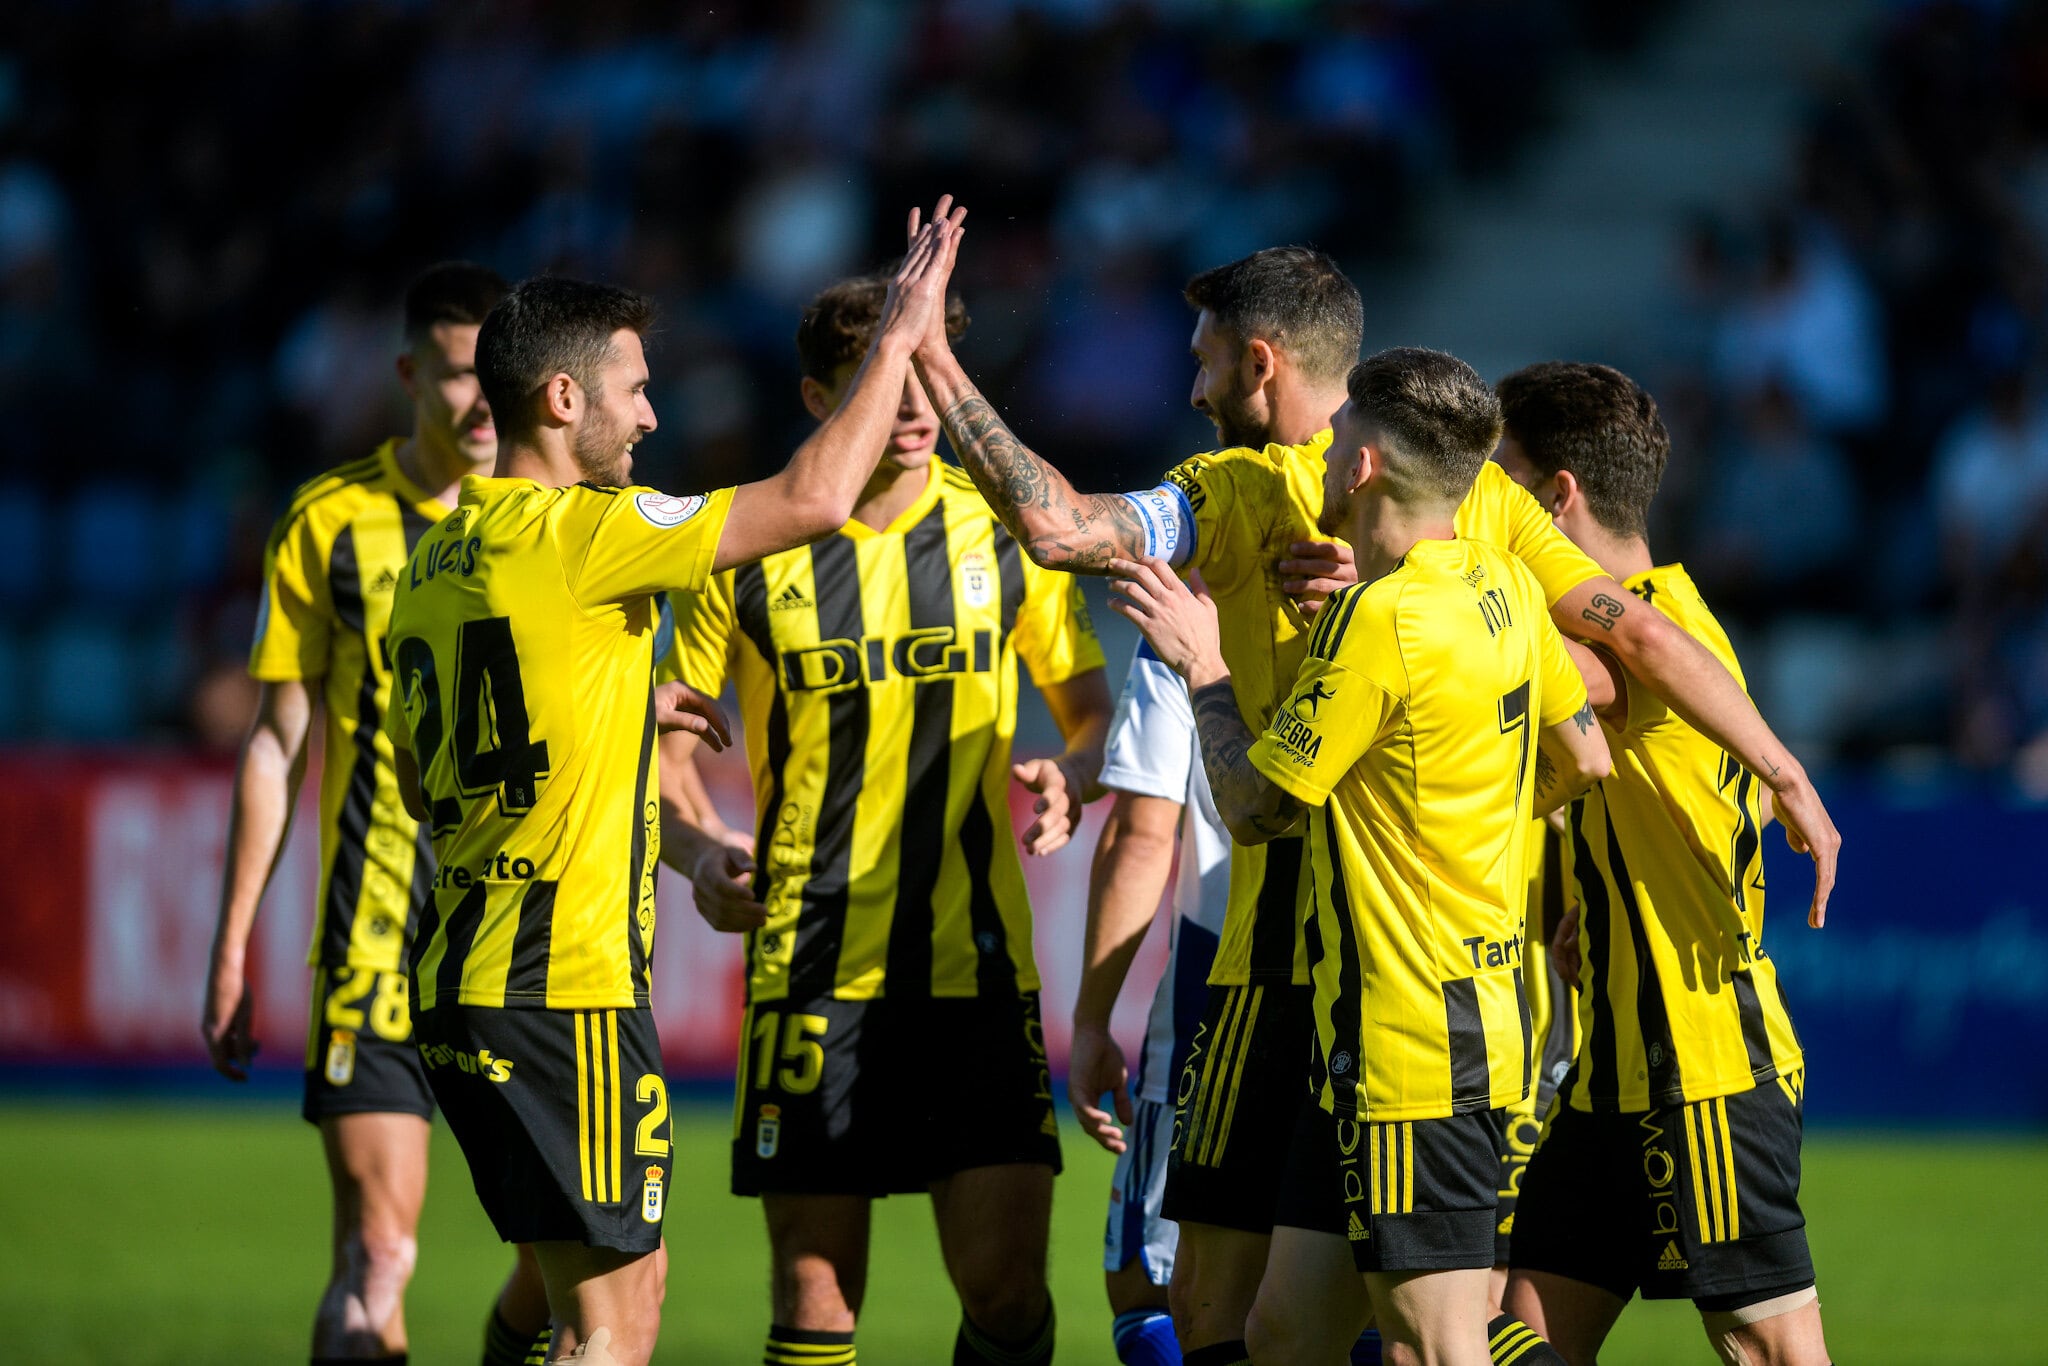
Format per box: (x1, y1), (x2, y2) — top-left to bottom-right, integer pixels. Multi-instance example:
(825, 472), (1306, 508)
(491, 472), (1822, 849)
(1119, 483), (1196, 565)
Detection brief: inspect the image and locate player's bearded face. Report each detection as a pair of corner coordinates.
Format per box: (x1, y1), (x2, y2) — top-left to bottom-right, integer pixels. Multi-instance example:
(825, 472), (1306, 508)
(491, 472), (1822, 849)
(1318, 407), (1358, 535)
(572, 333), (656, 488)
(1189, 312), (1270, 449)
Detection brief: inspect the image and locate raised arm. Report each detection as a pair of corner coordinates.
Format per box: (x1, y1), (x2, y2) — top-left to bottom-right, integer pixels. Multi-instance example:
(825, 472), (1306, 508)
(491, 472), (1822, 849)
(202, 678), (314, 1081)
(714, 197), (968, 571)
(1069, 789), (1182, 1153)
(1551, 576), (1838, 926)
(913, 344), (1150, 573)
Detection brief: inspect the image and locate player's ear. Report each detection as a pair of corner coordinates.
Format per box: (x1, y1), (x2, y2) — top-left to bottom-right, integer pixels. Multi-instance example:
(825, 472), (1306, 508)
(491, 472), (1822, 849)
(799, 376), (835, 422)
(541, 371), (579, 426)
(1241, 336), (1276, 388)
(1552, 469), (1584, 519)
(395, 350), (417, 397)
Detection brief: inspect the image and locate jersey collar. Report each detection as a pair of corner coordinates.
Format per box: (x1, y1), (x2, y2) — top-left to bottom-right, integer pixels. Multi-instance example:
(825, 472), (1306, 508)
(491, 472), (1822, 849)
(839, 460), (943, 541)
(379, 437), (453, 516)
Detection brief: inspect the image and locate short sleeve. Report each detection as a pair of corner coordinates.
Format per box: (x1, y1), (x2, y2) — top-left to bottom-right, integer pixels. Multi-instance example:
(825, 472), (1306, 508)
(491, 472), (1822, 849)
(555, 484), (736, 606)
(1458, 464), (1605, 607)
(658, 575), (739, 696)
(1534, 616), (1590, 728)
(1012, 562), (1106, 688)
(1247, 651), (1397, 807)
(249, 513), (332, 682)
(1098, 642), (1196, 803)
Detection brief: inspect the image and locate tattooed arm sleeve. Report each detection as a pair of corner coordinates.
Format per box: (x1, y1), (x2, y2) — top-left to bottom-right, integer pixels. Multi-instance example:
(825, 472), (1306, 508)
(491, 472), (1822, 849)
(1190, 679), (1306, 844)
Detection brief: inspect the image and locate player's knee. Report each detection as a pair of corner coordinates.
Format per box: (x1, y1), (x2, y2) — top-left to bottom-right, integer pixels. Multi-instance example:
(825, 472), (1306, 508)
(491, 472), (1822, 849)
(956, 1272), (1049, 1342)
(1245, 1299), (1308, 1366)
(342, 1226), (419, 1293)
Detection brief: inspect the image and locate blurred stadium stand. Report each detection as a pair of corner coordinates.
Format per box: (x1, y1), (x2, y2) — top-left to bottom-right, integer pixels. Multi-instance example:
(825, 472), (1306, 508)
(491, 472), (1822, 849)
(0, 0), (2043, 787)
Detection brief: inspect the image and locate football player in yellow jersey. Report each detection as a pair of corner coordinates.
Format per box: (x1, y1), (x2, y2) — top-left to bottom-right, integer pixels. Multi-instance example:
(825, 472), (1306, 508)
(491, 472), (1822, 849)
(383, 201), (967, 1366)
(911, 244), (1841, 1363)
(1494, 364), (1832, 1366)
(202, 262), (553, 1366)
(1108, 348), (1610, 1366)
(657, 269), (1110, 1366)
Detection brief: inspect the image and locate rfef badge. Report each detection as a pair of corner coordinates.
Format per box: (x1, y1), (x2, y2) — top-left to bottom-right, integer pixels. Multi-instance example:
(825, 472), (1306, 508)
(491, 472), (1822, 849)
(756, 1104), (782, 1159)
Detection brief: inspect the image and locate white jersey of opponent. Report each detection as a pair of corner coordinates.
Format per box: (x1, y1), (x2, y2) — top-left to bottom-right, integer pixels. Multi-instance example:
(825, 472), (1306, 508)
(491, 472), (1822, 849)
(1099, 641), (1232, 1103)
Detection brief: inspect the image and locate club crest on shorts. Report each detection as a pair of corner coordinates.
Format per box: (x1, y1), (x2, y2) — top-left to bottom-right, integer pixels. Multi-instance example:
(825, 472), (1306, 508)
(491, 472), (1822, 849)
(633, 491), (707, 528)
(324, 1028), (357, 1086)
(957, 550), (993, 609)
(756, 1104), (782, 1159)
(641, 1165), (665, 1224)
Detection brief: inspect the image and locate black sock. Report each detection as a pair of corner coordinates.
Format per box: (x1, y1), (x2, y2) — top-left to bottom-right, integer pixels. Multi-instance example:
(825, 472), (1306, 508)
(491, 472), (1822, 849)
(1183, 1344), (1253, 1366)
(954, 1305), (1054, 1366)
(1487, 1314), (1567, 1365)
(765, 1324), (856, 1366)
(483, 1309), (550, 1366)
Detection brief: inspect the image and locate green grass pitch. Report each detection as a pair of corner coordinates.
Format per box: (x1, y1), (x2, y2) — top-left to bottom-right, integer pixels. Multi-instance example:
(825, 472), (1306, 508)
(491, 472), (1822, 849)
(1, 1100), (2041, 1363)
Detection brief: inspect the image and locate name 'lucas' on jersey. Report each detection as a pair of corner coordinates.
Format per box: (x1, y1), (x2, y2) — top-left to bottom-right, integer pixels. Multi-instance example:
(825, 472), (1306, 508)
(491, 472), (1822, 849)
(662, 463), (1104, 1004)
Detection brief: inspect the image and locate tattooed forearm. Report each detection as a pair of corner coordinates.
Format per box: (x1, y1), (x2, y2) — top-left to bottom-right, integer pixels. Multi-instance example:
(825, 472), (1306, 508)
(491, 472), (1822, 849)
(1533, 747), (1558, 803)
(938, 392), (1149, 570)
(1570, 701), (1596, 735)
(1191, 680), (1304, 842)
(1580, 592), (1627, 633)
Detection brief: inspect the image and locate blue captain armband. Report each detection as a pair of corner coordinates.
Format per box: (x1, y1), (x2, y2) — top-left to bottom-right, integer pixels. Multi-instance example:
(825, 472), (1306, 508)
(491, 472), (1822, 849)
(1118, 484), (1197, 566)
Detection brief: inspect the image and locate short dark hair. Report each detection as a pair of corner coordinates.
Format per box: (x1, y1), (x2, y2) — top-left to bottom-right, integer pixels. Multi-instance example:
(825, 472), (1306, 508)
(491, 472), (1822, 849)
(1183, 246), (1362, 384)
(795, 274), (969, 384)
(1346, 347), (1502, 503)
(403, 261), (506, 342)
(1496, 361), (1668, 538)
(475, 277), (655, 437)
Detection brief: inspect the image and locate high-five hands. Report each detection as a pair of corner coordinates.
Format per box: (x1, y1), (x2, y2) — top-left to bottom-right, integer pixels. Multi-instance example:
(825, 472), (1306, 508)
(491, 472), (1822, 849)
(881, 195), (968, 352)
(1106, 557), (1227, 688)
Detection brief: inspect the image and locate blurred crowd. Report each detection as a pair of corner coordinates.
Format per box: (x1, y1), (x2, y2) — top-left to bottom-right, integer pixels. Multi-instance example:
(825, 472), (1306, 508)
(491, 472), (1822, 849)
(1638, 0), (2048, 790)
(0, 0), (2043, 792)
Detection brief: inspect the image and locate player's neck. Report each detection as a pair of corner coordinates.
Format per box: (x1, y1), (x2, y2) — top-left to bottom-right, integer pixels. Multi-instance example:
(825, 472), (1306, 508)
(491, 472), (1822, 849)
(1347, 498), (1457, 586)
(1268, 382), (1350, 449)
(1572, 519), (1654, 583)
(494, 436), (582, 489)
(395, 433), (480, 505)
(849, 457), (930, 531)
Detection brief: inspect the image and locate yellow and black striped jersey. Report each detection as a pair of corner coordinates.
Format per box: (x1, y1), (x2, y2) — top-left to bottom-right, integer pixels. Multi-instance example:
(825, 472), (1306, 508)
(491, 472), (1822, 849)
(1138, 440), (1606, 988)
(1560, 564), (1803, 1112)
(661, 462), (1104, 1003)
(1247, 539), (1588, 1121)
(384, 476), (734, 1011)
(251, 439), (447, 972)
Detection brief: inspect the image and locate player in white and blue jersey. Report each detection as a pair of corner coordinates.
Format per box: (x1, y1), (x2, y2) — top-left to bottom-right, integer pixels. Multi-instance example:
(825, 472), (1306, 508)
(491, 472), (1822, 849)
(1068, 642), (1231, 1366)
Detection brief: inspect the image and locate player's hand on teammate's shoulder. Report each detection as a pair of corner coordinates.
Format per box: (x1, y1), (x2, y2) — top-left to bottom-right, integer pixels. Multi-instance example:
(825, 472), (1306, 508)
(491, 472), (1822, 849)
(1066, 1022), (1134, 1154)
(1106, 558), (1226, 685)
(687, 837), (766, 934)
(1278, 538), (1357, 620)
(653, 680), (732, 752)
(200, 956), (258, 1081)
(879, 194), (969, 355)
(1013, 757), (1082, 857)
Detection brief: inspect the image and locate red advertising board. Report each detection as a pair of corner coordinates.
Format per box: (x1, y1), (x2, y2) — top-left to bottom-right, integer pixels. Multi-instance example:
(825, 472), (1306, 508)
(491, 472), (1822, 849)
(0, 750), (1164, 1079)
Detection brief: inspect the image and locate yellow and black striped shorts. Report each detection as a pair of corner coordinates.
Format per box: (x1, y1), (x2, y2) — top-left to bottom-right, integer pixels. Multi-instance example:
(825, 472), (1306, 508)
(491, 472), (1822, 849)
(1274, 1099), (1509, 1272)
(1163, 982), (1314, 1233)
(414, 1004), (673, 1254)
